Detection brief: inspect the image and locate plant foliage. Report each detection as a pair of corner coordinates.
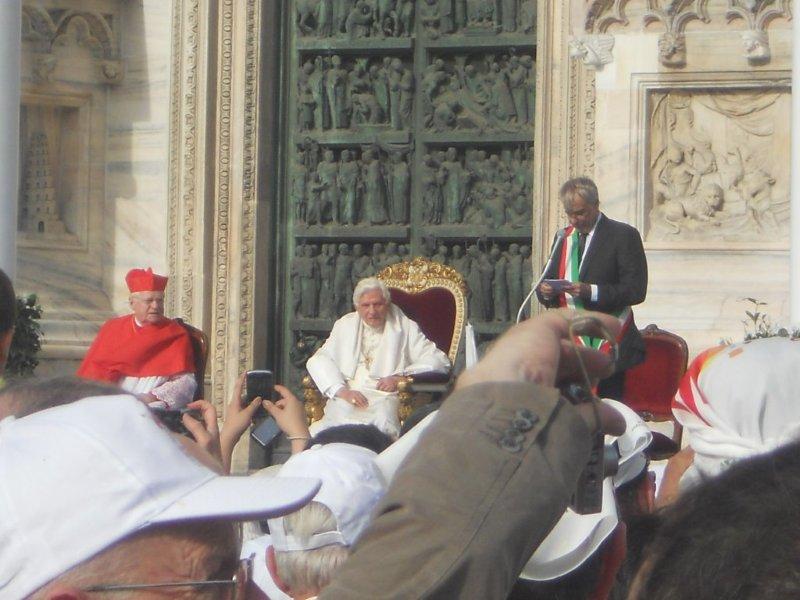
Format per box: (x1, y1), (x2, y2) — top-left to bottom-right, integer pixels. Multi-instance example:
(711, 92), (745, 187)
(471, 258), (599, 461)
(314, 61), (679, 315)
(739, 297), (800, 342)
(7, 294), (43, 377)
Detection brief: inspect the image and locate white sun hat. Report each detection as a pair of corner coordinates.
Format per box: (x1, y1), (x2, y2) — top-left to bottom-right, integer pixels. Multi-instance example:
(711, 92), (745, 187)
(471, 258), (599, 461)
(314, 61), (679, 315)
(268, 443), (386, 551)
(0, 394), (320, 599)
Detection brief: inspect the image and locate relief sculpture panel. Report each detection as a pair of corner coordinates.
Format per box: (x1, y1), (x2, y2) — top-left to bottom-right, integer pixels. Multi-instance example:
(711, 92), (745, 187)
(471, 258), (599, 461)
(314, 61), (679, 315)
(298, 54), (413, 132)
(646, 88), (790, 245)
(424, 51), (534, 133)
(293, 140), (411, 227)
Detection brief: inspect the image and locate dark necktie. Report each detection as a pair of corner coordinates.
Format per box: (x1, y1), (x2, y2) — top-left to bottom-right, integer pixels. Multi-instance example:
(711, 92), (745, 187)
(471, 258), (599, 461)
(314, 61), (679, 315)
(577, 232), (588, 266)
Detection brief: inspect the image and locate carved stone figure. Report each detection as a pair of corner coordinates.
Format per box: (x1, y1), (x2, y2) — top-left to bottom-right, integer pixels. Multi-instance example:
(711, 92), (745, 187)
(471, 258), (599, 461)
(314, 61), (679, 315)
(421, 154), (444, 225)
(326, 56), (349, 129)
(384, 241), (401, 267)
(338, 149), (360, 225)
(489, 62), (515, 123)
(507, 56), (528, 123)
(454, 0), (467, 27)
(316, 149), (340, 223)
(450, 244), (470, 274)
(396, 0), (414, 36)
(308, 57), (329, 130)
(292, 150), (308, 223)
(317, 0), (334, 36)
(351, 243), (374, 282)
(372, 59), (391, 121)
(521, 244), (533, 301)
(290, 246), (304, 317)
(439, 0), (455, 32)
(398, 244), (409, 261)
(362, 148), (389, 224)
(398, 65), (414, 128)
(345, 0), (373, 37)
(568, 35), (615, 69)
(500, 0), (516, 31)
(307, 174), (323, 225)
(349, 60), (381, 124)
(432, 244), (448, 264)
(519, 0), (536, 32)
(420, 0), (441, 38)
(465, 245), (487, 321)
(742, 169), (779, 231)
(372, 242), (387, 271)
(317, 243), (336, 318)
(741, 29), (770, 63)
(296, 244), (320, 318)
(505, 243), (523, 315)
(387, 152), (410, 224)
(333, 243), (354, 315)
(490, 247), (509, 322)
(297, 65), (317, 130)
(334, 0), (355, 35)
(442, 147), (469, 223)
(388, 59), (404, 129)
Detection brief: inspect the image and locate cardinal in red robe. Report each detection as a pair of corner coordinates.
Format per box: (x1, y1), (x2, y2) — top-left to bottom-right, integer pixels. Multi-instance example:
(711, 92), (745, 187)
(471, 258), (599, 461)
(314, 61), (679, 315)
(77, 268), (196, 407)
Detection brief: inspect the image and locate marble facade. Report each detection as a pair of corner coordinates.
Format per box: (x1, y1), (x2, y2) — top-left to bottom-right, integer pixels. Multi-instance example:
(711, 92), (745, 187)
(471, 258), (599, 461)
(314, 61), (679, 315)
(17, 0), (173, 376)
(10, 1), (798, 472)
(536, 0), (794, 354)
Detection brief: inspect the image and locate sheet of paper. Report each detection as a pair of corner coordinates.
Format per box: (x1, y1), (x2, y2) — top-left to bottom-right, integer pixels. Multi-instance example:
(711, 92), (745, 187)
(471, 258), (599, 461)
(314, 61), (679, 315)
(543, 279), (572, 293)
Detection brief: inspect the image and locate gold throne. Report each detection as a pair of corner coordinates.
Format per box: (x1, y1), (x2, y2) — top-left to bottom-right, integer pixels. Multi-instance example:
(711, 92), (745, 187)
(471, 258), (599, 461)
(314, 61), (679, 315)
(303, 257), (467, 426)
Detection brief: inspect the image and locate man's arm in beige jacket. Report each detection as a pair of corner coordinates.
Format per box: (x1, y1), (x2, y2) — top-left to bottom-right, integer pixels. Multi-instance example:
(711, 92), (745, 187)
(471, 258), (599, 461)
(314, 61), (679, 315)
(321, 380), (595, 600)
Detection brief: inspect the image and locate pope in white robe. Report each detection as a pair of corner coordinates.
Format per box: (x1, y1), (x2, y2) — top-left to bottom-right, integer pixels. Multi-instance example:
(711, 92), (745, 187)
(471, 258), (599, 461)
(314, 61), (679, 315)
(307, 278), (451, 438)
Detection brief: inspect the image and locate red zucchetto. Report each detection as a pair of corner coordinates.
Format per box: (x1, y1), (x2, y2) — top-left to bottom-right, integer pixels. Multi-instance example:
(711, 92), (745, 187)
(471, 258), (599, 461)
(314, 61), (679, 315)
(125, 268), (168, 293)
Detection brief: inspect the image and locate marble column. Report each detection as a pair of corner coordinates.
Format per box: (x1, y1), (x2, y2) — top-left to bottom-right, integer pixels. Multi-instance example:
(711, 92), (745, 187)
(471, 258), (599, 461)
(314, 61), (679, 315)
(0, 1), (21, 278)
(792, 0), (800, 324)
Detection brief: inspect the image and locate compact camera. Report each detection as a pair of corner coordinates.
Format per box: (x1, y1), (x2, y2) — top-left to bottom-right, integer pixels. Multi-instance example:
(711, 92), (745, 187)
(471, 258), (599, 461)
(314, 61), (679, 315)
(562, 382), (620, 514)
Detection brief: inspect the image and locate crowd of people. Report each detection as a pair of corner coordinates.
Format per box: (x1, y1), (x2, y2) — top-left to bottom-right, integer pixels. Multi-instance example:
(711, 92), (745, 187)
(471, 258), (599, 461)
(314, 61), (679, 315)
(2, 177), (800, 599)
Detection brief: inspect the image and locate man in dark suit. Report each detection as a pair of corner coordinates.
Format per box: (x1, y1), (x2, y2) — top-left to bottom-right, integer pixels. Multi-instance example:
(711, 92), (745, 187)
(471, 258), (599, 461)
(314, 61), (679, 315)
(536, 177), (648, 399)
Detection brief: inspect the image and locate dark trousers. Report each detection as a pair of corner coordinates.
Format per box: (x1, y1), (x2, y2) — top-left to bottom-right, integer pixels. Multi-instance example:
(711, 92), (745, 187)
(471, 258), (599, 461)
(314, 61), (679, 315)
(597, 370), (626, 401)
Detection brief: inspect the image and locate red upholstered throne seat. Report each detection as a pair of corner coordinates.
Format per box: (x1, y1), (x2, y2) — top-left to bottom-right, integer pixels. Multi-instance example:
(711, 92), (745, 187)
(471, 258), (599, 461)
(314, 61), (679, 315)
(622, 324), (688, 459)
(387, 287), (456, 385)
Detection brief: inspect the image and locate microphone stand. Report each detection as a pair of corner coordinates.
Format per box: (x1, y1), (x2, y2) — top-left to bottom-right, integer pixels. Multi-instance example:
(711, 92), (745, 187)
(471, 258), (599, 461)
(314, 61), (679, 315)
(515, 229), (566, 323)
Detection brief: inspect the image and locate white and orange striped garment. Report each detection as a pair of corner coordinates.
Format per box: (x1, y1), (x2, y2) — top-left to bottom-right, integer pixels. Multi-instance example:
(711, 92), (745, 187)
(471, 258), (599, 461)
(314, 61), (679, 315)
(672, 337), (800, 489)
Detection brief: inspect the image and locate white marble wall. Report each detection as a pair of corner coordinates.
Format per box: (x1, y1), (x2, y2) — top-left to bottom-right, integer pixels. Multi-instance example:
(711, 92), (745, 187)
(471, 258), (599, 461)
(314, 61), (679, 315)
(570, 2), (793, 355)
(105, 0), (172, 312)
(17, 0), (174, 374)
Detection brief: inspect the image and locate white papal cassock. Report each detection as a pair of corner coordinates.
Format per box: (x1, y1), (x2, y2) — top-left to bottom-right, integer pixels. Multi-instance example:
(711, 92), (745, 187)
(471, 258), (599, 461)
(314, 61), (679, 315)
(307, 304), (451, 438)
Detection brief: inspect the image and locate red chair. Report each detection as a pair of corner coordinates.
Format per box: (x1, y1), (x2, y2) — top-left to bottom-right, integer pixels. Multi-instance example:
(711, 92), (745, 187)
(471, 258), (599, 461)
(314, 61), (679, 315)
(174, 318), (209, 400)
(622, 324), (688, 460)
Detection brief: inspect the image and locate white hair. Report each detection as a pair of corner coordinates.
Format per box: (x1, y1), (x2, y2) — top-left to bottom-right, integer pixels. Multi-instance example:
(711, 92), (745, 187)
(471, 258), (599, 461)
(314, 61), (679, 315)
(352, 278), (391, 307)
(273, 502), (350, 595)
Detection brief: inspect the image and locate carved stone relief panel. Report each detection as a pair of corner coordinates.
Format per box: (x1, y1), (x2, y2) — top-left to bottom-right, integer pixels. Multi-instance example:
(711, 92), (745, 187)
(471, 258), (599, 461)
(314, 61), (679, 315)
(298, 53), (413, 132)
(293, 140), (411, 227)
(423, 51), (535, 133)
(18, 95), (88, 250)
(643, 82), (790, 246)
(296, 0), (417, 39)
(419, 144), (532, 229)
(418, 0), (536, 37)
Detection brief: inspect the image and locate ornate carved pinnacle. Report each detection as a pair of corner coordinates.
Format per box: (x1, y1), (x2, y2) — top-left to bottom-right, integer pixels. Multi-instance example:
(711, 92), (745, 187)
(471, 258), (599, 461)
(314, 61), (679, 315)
(585, 0), (631, 33)
(726, 0), (791, 64)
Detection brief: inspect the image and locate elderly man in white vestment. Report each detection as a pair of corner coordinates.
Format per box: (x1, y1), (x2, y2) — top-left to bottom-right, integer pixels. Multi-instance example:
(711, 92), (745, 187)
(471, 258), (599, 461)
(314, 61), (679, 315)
(307, 278), (451, 438)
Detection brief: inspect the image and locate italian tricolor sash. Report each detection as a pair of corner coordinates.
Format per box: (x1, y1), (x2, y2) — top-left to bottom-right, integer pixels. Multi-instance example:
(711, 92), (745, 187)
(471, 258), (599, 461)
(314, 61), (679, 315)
(557, 226), (633, 354)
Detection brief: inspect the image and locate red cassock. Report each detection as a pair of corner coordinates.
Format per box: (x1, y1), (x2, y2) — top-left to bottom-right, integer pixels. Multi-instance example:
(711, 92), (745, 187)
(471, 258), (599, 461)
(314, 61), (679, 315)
(77, 314), (195, 383)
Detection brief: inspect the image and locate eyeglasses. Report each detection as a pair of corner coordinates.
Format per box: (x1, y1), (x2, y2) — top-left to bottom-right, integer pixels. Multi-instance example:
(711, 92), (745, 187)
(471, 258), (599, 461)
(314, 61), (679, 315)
(84, 555), (252, 598)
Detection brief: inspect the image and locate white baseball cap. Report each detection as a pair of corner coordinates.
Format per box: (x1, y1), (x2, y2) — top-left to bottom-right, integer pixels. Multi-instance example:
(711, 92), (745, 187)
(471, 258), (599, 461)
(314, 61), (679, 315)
(520, 398), (652, 581)
(268, 443), (386, 551)
(0, 394), (320, 599)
